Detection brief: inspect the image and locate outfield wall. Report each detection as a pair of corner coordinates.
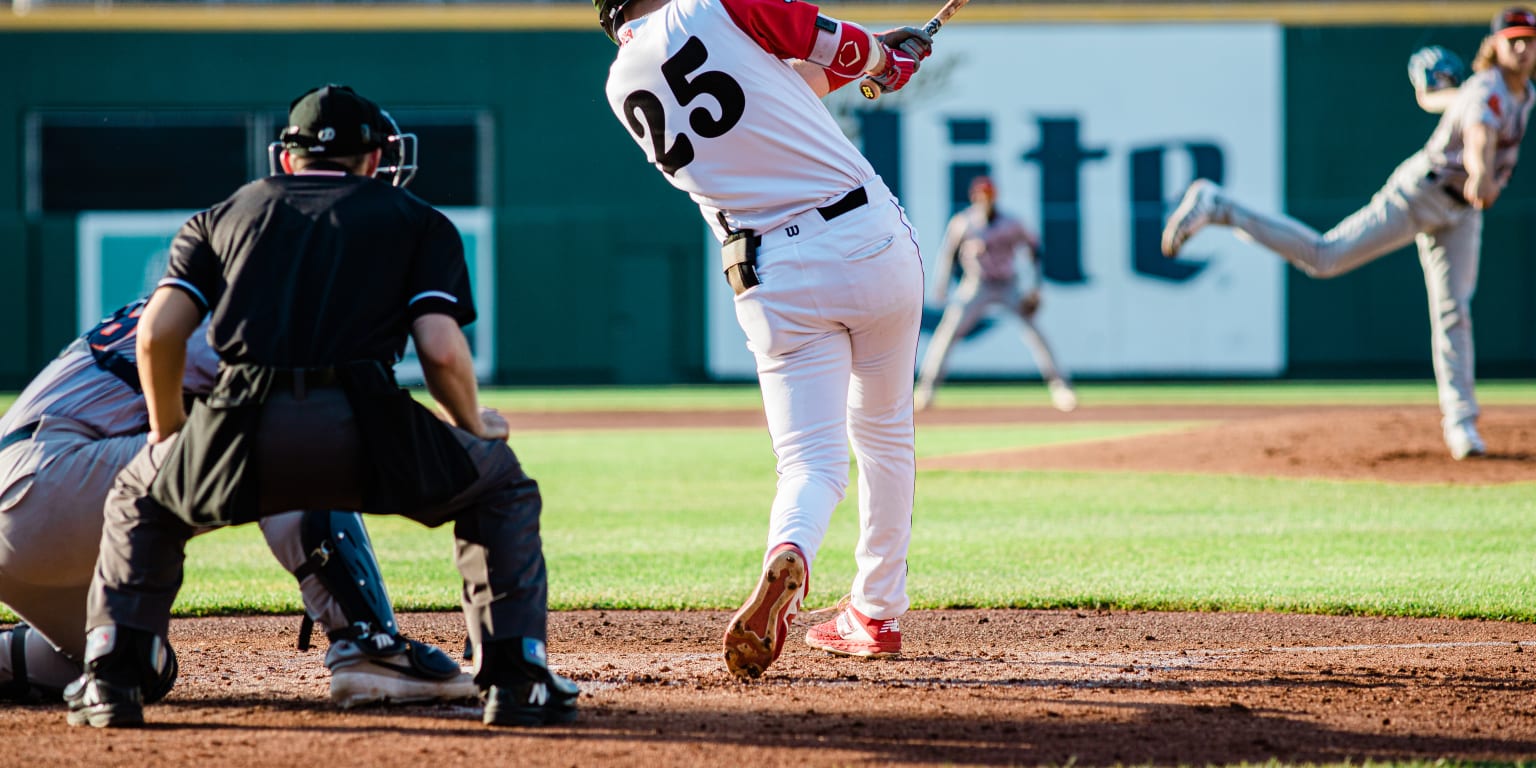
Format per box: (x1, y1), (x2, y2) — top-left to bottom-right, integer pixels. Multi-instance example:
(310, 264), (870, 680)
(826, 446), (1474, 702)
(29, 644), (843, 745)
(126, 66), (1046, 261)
(1, 5), (1532, 387)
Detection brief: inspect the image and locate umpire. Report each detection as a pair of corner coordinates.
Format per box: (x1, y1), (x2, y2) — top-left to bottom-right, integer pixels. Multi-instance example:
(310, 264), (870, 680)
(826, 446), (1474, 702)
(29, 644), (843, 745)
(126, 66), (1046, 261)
(65, 85), (576, 729)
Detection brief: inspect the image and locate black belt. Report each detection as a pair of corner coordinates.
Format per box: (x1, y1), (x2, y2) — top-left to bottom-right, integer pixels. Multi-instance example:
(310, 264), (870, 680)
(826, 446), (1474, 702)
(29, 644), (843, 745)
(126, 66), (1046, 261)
(0, 422), (38, 453)
(271, 367), (341, 398)
(1425, 170), (1470, 206)
(817, 186), (868, 221)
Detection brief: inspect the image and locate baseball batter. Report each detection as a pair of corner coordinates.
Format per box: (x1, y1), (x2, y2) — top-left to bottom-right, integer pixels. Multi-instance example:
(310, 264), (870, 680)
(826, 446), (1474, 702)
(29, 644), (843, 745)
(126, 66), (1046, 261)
(597, 0), (931, 676)
(0, 298), (474, 706)
(1162, 6), (1536, 461)
(916, 175), (1077, 413)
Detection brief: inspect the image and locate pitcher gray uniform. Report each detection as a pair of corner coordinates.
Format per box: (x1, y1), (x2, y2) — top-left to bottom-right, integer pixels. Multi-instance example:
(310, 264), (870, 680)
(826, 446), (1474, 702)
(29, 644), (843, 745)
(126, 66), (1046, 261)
(0, 298), (473, 706)
(1162, 14), (1536, 460)
(915, 177), (1076, 413)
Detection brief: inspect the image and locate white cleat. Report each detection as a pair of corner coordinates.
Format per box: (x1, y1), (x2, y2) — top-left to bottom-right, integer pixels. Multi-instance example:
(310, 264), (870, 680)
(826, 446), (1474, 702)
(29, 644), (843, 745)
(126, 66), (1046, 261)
(1048, 380), (1078, 413)
(1161, 179), (1223, 258)
(1445, 420), (1487, 461)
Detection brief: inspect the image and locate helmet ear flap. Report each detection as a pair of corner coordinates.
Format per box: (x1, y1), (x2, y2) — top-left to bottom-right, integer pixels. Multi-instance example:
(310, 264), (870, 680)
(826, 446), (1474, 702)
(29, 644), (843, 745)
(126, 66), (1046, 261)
(594, 0), (633, 43)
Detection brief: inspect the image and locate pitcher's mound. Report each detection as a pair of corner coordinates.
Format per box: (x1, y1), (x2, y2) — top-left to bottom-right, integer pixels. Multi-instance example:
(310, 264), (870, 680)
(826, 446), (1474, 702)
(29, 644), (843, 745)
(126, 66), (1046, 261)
(923, 406), (1536, 485)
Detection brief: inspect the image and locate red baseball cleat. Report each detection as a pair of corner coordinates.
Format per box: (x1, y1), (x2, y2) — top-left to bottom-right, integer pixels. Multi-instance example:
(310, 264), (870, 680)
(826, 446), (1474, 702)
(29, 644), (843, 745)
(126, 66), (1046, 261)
(723, 543), (808, 679)
(804, 601), (902, 658)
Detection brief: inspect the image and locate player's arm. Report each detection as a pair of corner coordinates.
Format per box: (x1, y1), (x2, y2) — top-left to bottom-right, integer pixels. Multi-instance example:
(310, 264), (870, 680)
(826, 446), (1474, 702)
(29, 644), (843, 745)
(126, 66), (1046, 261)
(411, 313), (504, 441)
(1463, 119), (1501, 208)
(407, 212), (503, 440)
(138, 287), (202, 443)
(147, 211), (223, 442)
(1416, 87), (1460, 114)
(720, 0), (929, 94)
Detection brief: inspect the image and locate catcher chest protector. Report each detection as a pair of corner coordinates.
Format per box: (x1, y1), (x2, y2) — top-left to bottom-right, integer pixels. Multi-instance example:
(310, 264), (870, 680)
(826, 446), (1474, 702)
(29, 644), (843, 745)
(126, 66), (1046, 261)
(294, 511), (400, 650)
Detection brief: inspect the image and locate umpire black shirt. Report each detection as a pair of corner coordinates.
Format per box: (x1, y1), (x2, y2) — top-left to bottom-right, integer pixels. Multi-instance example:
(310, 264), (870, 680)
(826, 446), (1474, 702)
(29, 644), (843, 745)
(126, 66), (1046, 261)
(161, 171), (474, 367)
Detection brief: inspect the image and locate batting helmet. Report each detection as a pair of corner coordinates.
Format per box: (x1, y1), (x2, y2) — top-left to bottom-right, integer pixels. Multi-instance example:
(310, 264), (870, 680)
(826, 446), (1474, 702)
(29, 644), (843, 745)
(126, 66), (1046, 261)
(595, 0), (638, 43)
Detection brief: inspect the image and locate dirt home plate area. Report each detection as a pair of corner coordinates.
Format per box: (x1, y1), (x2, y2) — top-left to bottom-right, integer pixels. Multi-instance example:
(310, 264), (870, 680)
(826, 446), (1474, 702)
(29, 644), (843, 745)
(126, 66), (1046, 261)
(4, 405), (1535, 765)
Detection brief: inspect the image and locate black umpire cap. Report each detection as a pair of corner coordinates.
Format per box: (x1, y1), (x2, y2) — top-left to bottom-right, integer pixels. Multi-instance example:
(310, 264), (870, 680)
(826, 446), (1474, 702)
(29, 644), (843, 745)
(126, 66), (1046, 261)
(280, 84), (386, 156)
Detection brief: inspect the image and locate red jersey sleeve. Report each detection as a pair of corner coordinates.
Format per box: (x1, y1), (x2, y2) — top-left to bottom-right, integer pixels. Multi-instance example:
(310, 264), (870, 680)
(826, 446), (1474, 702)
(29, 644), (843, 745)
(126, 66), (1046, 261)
(719, 0), (820, 60)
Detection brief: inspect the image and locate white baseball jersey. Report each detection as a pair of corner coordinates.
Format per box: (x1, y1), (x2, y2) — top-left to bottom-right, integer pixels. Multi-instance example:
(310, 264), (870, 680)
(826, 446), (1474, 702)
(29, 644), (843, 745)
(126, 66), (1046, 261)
(939, 206), (1039, 284)
(1423, 69), (1535, 190)
(604, 0), (875, 240)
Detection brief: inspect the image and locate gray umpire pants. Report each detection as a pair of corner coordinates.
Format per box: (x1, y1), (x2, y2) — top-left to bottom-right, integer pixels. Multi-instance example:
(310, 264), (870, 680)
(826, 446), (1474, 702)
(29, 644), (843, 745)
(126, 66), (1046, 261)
(88, 386), (548, 653)
(1221, 152), (1481, 429)
(917, 277), (1068, 396)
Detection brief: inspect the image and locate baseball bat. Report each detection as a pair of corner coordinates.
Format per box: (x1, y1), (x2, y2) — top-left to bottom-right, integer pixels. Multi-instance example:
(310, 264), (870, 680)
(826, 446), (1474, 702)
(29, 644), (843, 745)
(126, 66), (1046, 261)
(858, 0), (970, 101)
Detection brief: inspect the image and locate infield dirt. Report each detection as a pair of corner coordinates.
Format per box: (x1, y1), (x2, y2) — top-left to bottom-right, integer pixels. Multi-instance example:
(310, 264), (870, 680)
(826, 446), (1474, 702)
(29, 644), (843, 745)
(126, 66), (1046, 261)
(3, 403), (1533, 765)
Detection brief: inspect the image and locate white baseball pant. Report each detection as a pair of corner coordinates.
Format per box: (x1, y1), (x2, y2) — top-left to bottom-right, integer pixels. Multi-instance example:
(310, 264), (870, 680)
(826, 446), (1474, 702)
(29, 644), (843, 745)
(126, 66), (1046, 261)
(731, 178), (925, 621)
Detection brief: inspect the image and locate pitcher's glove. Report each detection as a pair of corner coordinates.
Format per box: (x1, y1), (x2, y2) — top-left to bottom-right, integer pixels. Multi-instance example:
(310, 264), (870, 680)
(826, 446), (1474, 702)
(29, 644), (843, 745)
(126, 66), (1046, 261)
(1408, 45), (1469, 93)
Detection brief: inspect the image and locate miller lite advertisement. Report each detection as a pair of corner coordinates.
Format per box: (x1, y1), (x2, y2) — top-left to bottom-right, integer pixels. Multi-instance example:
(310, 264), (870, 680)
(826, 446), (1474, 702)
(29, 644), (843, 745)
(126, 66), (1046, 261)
(708, 23), (1285, 379)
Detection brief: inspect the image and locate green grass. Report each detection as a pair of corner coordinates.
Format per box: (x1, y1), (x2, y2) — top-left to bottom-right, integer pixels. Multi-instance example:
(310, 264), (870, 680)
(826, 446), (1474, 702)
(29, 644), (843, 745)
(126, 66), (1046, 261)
(466, 379), (1536, 411)
(4, 382), (1534, 624)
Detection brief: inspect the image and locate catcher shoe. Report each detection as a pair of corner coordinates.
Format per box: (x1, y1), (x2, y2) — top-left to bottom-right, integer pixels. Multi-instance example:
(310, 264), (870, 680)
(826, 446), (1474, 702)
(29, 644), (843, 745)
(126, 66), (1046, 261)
(64, 625), (170, 728)
(477, 638), (579, 727)
(326, 631), (477, 708)
(1161, 179), (1224, 258)
(1445, 419), (1487, 461)
(723, 543), (809, 679)
(1048, 379), (1078, 413)
(804, 601), (902, 658)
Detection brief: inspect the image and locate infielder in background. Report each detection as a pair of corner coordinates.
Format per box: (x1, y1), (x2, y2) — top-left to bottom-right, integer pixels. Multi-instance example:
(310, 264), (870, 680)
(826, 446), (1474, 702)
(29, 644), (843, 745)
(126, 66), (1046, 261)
(596, 0), (931, 676)
(0, 298), (474, 707)
(915, 175), (1077, 413)
(1162, 6), (1536, 461)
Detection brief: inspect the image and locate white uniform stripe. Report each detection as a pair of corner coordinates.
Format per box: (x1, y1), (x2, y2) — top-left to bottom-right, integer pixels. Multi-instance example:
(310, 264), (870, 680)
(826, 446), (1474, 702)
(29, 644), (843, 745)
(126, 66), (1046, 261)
(157, 277), (208, 309)
(409, 290), (459, 305)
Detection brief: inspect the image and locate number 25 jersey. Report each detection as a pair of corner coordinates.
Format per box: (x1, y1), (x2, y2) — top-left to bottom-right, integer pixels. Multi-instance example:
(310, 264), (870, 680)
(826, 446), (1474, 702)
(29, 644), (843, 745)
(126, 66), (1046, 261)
(604, 0), (876, 240)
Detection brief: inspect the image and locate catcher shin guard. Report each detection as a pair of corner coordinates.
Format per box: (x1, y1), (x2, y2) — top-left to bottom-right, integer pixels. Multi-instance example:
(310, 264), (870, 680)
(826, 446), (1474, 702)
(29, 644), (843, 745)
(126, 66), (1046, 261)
(294, 510), (399, 650)
(65, 625), (177, 728)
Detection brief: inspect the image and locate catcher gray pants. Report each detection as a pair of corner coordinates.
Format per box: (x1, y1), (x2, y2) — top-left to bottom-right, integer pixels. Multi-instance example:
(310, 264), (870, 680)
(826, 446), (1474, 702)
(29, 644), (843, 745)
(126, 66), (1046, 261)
(88, 386), (549, 653)
(916, 278), (1068, 400)
(1220, 152), (1481, 428)
(0, 416), (349, 689)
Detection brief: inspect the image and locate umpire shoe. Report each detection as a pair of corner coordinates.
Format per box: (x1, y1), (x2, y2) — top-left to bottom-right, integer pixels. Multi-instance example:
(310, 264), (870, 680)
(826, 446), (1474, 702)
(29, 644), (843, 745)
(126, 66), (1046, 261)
(1445, 419), (1487, 461)
(723, 542), (809, 679)
(326, 629), (478, 708)
(476, 638), (579, 727)
(1161, 179), (1225, 258)
(804, 601), (902, 658)
(64, 625), (172, 728)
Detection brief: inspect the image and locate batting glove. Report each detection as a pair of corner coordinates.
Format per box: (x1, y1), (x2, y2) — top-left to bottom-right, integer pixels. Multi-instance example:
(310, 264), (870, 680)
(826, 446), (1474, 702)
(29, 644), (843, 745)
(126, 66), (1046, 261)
(876, 26), (934, 62)
(868, 44), (922, 94)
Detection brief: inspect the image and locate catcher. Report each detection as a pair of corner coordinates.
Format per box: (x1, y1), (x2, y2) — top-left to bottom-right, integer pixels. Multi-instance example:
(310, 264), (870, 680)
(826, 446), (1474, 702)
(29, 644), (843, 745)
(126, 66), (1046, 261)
(1163, 7), (1536, 460)
(916, 175), (1077, 413)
